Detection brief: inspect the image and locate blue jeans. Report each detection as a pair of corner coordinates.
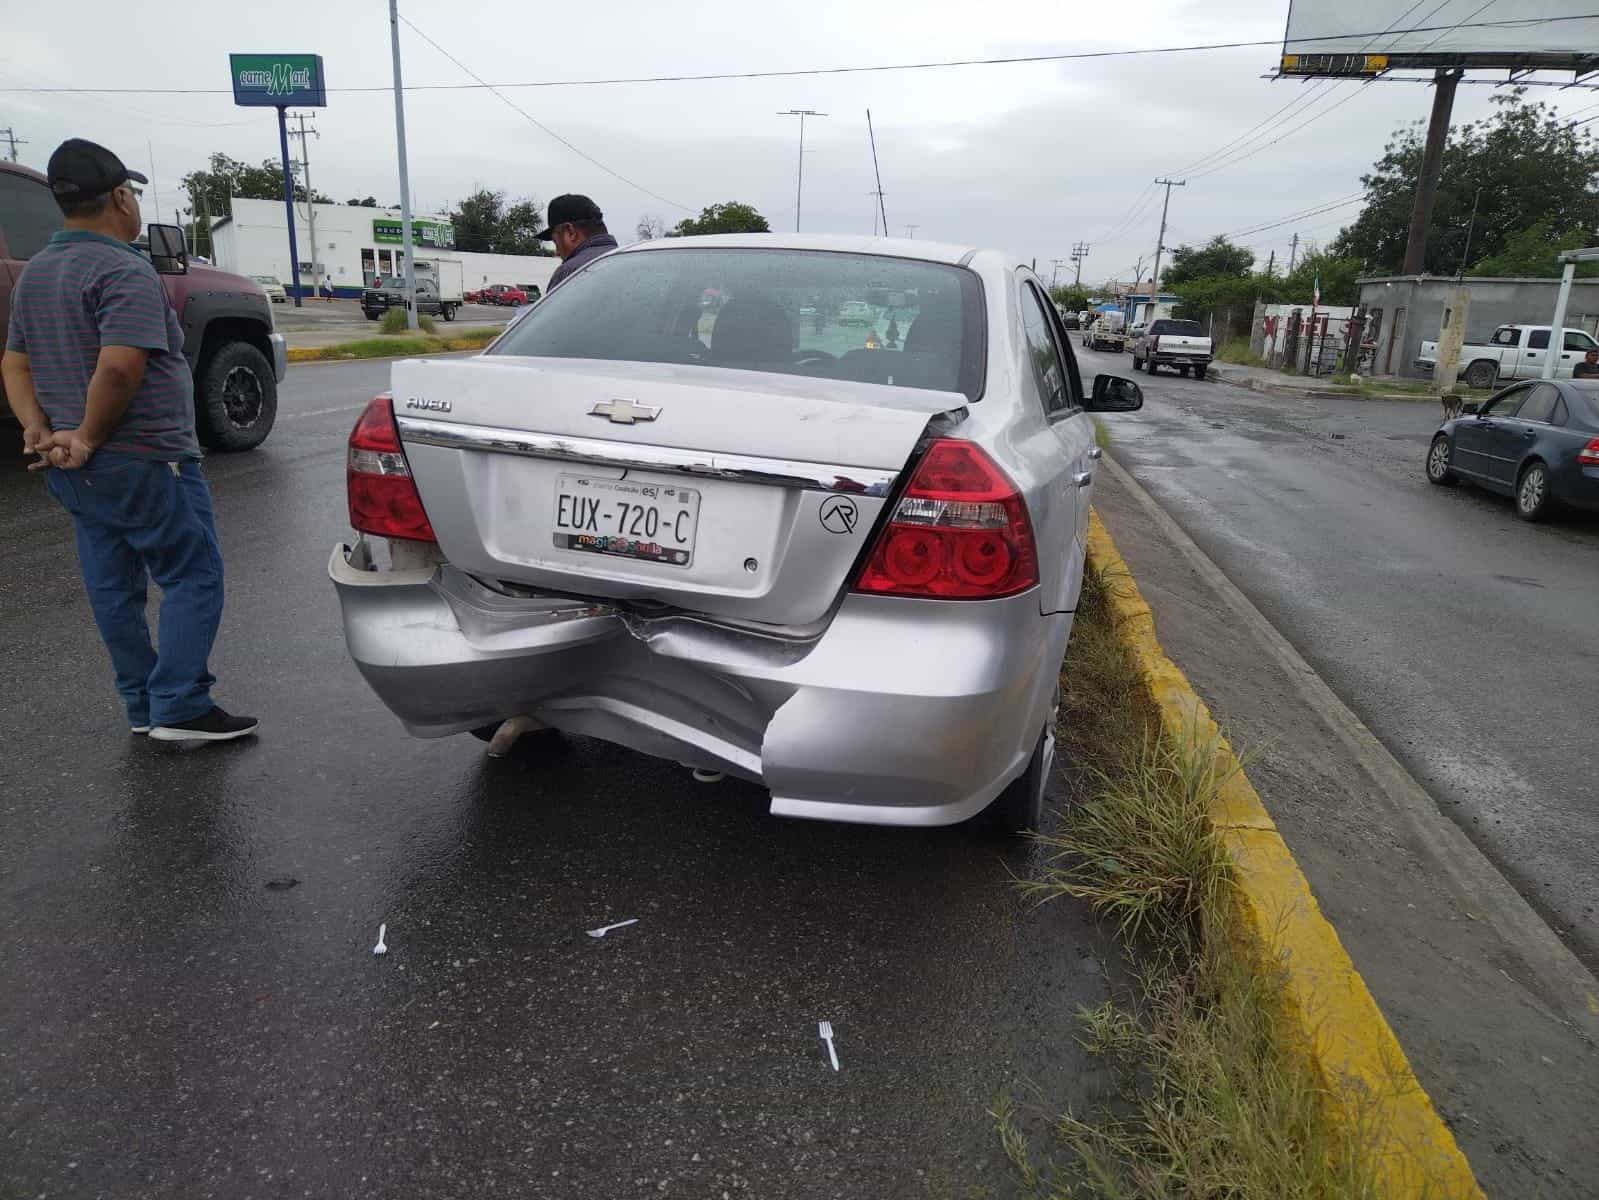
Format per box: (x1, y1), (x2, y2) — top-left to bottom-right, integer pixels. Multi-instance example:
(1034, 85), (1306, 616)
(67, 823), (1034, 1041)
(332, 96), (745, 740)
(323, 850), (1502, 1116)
(46, 453), (224, 728)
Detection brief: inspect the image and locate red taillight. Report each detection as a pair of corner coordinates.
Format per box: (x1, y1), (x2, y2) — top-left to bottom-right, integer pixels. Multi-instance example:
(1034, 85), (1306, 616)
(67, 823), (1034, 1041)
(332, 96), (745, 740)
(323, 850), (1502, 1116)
(1579, 437), (1599, 467)
(852, 439), (1038, 599)
(347, 395), (437, 543)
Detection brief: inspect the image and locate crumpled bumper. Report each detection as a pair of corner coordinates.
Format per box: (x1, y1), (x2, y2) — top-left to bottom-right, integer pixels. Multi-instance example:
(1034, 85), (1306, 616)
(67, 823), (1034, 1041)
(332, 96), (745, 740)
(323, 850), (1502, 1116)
(328, 543), (1067, 826)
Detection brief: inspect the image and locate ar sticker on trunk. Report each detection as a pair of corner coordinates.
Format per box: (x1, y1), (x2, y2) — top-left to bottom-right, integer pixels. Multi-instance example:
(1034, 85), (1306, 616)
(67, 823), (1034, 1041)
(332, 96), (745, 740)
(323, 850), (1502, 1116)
(819, 496), (859, 535)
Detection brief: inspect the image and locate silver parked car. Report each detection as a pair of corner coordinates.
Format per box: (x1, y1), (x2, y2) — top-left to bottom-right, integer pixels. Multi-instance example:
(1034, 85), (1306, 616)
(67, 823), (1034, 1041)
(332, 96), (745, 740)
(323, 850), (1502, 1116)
(330, 235), (1142, 831)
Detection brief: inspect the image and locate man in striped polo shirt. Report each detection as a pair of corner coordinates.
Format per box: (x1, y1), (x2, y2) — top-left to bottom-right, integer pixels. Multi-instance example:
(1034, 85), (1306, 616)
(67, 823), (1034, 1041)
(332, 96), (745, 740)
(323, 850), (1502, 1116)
(1, 139), (257, 743)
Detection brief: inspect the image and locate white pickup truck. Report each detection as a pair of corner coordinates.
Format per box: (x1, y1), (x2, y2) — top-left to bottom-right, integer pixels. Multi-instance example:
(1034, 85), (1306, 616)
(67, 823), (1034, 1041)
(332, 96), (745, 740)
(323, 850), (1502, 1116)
(1417, 324), (1599, 390)
(1131, 318), (1213, 379)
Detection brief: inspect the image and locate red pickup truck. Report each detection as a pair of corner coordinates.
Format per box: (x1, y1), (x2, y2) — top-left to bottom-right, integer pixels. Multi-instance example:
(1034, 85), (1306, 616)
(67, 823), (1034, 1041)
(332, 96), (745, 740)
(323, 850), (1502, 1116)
(1, 161), (286, 451)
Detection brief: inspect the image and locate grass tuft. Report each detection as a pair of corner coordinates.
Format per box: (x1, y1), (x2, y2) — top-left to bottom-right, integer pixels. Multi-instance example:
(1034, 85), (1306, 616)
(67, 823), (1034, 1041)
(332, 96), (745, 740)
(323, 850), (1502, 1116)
(378, 307), (410, 335)
(998, 564), (1389, 1200)
(1216, 338), (1267, 368)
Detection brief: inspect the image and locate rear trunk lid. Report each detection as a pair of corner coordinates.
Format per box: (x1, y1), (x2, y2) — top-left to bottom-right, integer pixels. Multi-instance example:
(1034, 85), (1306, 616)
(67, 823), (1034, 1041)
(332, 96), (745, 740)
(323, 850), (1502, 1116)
(391, 355), (966, 625)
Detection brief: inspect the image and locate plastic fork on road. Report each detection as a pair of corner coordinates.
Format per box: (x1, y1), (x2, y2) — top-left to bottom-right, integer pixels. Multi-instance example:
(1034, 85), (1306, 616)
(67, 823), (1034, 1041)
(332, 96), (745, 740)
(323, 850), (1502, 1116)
(818, 1020), (839, 1071)
(586, 918), (638, 939)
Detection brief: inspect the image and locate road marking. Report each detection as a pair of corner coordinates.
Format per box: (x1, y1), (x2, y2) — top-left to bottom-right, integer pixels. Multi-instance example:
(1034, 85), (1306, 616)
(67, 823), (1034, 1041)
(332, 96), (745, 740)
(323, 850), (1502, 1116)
(282, 404), (364, 422)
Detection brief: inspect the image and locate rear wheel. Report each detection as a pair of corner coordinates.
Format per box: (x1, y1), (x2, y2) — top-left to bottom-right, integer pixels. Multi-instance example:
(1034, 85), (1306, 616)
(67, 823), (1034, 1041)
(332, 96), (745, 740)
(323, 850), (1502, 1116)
(1426, 435), (1457, 486)
(1179, 365), (1192, 378)
(1464, 359), (1498, 391)
(1194, 365), (1207, 380)
(196, 341), (277, 452)
(982, 688), (1059, 835)
(1515, 461), (1553, 521)
(441, 304), (457, 322)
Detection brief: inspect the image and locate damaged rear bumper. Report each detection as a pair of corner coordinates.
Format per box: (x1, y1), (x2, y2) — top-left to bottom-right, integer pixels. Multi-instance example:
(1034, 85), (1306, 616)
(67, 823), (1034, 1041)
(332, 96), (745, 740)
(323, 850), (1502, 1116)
(328, 542), (1066, 826)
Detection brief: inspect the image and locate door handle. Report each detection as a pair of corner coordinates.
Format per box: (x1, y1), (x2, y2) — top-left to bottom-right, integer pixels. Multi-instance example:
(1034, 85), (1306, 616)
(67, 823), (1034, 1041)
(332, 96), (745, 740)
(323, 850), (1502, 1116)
(1088, 446), (1103, 460)
(1073, 472), (1094, 488)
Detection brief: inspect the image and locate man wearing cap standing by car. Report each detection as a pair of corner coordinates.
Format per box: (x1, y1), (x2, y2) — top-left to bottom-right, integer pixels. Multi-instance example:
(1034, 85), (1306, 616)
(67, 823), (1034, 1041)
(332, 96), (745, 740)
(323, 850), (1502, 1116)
(1, 138), (257, 743)
(540, 194), (618, 292)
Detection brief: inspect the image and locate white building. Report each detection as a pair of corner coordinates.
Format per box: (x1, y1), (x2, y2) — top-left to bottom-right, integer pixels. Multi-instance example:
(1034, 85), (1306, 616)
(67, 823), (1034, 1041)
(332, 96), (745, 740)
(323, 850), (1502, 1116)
(210, 197), (559, 298)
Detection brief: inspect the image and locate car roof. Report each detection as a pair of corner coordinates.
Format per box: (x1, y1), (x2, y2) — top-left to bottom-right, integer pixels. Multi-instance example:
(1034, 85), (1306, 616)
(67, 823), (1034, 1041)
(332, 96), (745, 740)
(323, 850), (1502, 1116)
(622, 232), (981, 266)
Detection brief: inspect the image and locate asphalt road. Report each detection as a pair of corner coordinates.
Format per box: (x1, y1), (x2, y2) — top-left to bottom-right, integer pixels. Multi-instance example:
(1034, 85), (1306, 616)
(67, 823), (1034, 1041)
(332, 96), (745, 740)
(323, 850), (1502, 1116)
(1073, 341), (1599, 967)
(0, 359), (1116, 1199)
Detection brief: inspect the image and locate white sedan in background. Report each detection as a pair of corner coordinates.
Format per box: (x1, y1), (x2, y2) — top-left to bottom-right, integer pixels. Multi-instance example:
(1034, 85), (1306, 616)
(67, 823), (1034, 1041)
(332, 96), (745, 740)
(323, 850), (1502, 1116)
(331, 234), (1143, 832)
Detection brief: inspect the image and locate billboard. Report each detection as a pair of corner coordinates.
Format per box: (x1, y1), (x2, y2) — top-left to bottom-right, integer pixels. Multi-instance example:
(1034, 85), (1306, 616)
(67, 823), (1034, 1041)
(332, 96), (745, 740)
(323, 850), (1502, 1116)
(229, 53), (327, 107)
(1281, 0), (1599, 76)
(373, 217), (455, 249)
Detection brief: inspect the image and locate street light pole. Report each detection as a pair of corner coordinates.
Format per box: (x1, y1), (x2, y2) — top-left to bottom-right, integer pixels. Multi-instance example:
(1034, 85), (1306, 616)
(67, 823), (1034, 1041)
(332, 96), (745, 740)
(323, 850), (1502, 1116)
(389, 0), (418, 330)
(778, 110), (826, 233)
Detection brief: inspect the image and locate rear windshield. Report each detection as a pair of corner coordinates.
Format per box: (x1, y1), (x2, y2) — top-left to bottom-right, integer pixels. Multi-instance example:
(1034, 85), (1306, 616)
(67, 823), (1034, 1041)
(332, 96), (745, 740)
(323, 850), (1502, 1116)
(1151, 319), (1203, 335)
(490, 247), (986, 400)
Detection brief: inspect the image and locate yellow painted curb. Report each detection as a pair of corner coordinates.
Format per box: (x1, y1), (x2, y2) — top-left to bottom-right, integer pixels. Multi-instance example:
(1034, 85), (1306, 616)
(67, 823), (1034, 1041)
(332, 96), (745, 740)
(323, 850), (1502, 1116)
(1086, 508), (1484, 1200)
(284, 334), (498, 363)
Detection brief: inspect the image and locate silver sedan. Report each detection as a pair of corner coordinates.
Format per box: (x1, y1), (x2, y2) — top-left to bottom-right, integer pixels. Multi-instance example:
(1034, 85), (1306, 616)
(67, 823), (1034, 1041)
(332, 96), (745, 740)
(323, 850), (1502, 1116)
(330, 234), (1142, 831)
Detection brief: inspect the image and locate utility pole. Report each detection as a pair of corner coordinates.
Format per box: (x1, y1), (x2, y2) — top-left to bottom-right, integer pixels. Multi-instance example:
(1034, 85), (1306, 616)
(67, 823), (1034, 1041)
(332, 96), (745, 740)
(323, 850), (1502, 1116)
(777, 110), (826, 233)
(1147, 178), (1186, 325)
(289, 112), (321, 294)
(1403, 69), (1463, 276)
(904, 224), (918, 239)
(1287, 232), (1300, 276)
(1051, 259), (1068, 288)
(1265, 249), (1276, 279)
(1071, 241), (1090, 286)
(866, 108), (888, 238)
(867, 191), (885, 235)
(389, 0), (418, 330)
(0, 126), (27, 162)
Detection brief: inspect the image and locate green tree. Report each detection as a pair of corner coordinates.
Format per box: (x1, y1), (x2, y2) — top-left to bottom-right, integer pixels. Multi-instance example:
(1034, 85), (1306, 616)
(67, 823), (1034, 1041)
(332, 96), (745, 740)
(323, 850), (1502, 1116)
(448, 188), (551, 256)
(672, 202), (770, 236)
(1333, 92), (1599, 275)
(1282, 251), (1362, 307)
(1163, 236), (1255, 288)
(346, 196), (381, 207)
(180, 153), (330, 258)
(1049, 283), (1092, 312)
(1469, 221), (1599, 279)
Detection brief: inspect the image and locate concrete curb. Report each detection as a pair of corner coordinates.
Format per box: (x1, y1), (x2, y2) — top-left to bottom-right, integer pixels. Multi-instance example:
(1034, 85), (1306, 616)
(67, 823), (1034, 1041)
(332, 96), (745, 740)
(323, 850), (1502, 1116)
(285, 334), (498, 364)
(1085, 508), (1485, 1199)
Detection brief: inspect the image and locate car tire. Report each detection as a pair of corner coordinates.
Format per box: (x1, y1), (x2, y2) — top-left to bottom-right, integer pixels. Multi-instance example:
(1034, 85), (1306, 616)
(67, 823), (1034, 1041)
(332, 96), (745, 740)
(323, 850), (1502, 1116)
(982, 704), (1057, 836)
(1179, 365), (1192, 378)
(442, 305), (457, 322)
(1426, 435), (1458, 486)
(1514, 461), (1553, 522)
(1464, 360), (1498, 390)
(1194, 365), (1207, 380)
(196, 341), (278, 452)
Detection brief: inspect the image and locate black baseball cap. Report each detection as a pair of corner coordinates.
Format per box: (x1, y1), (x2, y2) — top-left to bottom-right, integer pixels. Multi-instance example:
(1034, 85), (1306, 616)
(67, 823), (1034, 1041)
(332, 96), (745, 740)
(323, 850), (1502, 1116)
(535, 194), (603, 240)
(47, 138), (148, 201)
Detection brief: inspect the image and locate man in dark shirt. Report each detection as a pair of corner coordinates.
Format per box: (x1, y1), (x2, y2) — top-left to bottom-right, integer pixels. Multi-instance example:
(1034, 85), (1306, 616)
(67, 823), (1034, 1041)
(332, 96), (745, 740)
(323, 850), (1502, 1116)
(539, 194), (618, 292)
(1574, 349), (1599, 379)
(1, 139), (257, 743)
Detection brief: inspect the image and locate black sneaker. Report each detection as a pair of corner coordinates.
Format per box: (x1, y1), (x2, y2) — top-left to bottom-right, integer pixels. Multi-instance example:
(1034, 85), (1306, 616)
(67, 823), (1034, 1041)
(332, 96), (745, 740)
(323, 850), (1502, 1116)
(149, 706), (260, 743)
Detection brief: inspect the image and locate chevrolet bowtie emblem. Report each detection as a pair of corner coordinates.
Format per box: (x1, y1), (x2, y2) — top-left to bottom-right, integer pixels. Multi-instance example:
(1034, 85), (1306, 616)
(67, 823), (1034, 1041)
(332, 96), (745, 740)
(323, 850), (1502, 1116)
(590, 398), (661, 424)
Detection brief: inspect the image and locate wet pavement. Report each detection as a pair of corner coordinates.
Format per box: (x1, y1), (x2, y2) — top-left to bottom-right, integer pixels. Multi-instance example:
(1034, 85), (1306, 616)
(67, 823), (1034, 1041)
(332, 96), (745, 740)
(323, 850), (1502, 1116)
(0, 360), (1116, 1199)
(1074, 343), (1599, 968)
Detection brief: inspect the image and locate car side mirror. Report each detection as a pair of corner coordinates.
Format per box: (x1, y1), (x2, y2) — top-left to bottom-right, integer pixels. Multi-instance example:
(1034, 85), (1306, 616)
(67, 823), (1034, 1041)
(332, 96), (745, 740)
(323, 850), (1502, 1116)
(1461, 401), (1481, 415)
(1089, 373), (1143, 412)
(148, 223), (187, 275)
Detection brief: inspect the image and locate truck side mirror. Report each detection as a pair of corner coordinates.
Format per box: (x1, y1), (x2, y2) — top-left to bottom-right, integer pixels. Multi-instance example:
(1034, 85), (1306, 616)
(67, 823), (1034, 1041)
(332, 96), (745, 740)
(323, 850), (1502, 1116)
(148, 223), (187, 275)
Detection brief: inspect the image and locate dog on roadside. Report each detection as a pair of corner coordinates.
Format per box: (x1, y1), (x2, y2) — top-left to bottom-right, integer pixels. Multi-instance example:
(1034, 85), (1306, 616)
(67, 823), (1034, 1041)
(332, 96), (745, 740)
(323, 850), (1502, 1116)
(1441, 393), (1464, 420)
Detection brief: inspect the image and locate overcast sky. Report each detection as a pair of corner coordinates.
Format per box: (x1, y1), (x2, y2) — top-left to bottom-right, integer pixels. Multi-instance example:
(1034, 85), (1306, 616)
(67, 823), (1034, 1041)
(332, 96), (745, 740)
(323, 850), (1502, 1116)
(5, 0), (1597, 286)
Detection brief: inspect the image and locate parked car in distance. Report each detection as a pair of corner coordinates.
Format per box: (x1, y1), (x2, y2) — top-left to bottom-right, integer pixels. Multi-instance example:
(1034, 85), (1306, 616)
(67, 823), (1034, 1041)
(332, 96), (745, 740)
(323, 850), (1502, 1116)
(1417, 324), (1599, 390)
(516, 284), (544, 305)
(253, 274), (287, 303)
(478, 283), (529, 307)
(1132, 318), (1213, 378)
(1, 161), (285, 451)
(1058, 309), (1081, 330)
(1425, 378), (1599, 520)
(331, 234), (1145, 833)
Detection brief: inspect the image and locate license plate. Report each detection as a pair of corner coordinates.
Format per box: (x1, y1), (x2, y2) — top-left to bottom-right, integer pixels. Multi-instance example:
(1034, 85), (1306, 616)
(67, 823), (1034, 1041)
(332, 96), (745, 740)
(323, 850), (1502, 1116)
(552, 474), (701, 567)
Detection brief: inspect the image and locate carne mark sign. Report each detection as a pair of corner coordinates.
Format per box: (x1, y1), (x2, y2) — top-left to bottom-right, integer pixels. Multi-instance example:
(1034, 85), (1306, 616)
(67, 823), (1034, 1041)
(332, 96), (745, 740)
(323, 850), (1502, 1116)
(228, 54), (327, 107)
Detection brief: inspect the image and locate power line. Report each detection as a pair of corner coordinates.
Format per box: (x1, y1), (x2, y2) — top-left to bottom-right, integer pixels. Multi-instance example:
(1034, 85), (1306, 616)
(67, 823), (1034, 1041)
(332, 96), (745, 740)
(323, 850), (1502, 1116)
(1224, 194), (1368, 240)
(4, 15), (1595, 95)
(397, 14), (693, 212)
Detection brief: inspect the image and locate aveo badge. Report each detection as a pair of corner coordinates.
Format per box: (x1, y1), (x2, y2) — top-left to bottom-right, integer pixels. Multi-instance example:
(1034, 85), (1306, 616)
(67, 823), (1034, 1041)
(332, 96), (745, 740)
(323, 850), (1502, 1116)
(405, 397), (452, 413)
